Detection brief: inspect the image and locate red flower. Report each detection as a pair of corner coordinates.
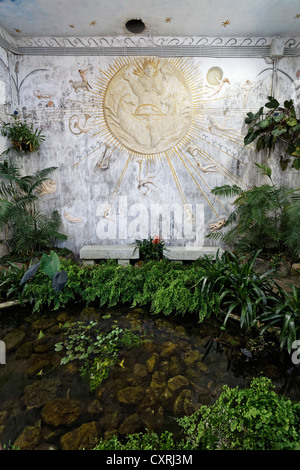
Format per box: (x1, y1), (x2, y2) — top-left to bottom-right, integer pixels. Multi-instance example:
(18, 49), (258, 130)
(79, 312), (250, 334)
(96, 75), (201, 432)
(152, 236), (160, 245)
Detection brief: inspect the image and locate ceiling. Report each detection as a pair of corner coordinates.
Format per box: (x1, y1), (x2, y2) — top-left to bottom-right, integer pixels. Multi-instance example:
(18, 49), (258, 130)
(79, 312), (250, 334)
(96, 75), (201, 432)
(0, 0), (300, 40)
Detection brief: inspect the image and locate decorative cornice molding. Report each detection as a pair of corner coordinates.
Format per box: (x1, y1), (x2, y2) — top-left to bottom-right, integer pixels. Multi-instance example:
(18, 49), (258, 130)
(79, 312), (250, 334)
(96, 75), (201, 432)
(1, 27), (300, 57)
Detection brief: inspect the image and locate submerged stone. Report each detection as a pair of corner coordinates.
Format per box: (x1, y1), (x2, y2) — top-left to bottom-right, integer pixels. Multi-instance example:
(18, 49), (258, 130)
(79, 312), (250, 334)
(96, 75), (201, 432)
(14, 425), (41, 450)
(22, 377), (61, 409)
(146, 352), (160, 373)
(3, 328), (26, 351)
(167, 375), (189, 392)
(60, 421), (99, 450)
(41, 398), (81, 427)
(173, 389), (193, 416)
(119, 413), (141, 434)
(117, 386), (144, 404)
(160, 341), (177, 357)
(150, 371), (166, 391)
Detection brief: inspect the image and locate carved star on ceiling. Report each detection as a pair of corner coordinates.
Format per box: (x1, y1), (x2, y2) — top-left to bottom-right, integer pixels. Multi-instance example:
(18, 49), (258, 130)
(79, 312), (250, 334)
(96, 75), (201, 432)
(221, 19), (231, 27)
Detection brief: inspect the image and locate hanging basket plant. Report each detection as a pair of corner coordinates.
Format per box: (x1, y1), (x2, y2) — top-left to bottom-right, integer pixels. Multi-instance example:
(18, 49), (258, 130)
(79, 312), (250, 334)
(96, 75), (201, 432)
(1, 111), (45, 153)
(244, 97), (300, 170)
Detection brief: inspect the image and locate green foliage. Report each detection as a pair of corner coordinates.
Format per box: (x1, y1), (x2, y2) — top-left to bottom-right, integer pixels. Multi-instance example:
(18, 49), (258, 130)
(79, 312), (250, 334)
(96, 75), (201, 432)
(1, 112), (45, 154)
(208, 165), (300, 259)
(94, 431), (177, 450)
(55, 320), (148, 391)
(135, 236), (165, 261)
(0, 261), (26, 303)
(259, 285), (300, 353)
(0, 158), (67, 255)
(20, 250), (68, 293)
(244, 97), (300, 170)
(195, 250), (278, 331)
(23, 259), (218, 324)
(177, 376), (300, 450)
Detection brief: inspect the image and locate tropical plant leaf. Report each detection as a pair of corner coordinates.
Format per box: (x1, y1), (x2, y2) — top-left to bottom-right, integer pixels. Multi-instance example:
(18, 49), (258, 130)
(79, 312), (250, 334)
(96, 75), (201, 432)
(19, 261), (40, 285)
(52, 269), (68, 292)
(39, 250), (61, 278)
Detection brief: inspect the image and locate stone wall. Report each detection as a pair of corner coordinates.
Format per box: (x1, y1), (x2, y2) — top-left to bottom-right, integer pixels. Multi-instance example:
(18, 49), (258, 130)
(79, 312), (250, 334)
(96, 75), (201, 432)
(0, 37), (299, 257)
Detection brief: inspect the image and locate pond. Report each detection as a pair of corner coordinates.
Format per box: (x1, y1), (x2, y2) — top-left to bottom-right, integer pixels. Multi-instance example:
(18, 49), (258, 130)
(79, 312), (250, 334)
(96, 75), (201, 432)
(0, 303), (300, 450)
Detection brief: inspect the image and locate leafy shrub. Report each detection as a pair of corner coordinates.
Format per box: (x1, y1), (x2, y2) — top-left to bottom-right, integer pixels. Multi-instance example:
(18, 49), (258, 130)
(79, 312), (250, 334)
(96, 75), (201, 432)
(23, 259), (218, 323)
(0, 159), (67, 255)
(177, 376), (300, 450)
(208, 164), (300, 259)
(94, 431), (177, 450)
(259, 285), (300, 353)
(1, 112), (45, 154)
(243, 97), (300, 170)
(195, 250), (278, 331)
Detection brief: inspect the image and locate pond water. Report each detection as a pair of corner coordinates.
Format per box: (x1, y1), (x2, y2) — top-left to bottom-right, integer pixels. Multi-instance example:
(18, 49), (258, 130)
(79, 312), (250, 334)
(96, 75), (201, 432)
(0, 303), (300, 450)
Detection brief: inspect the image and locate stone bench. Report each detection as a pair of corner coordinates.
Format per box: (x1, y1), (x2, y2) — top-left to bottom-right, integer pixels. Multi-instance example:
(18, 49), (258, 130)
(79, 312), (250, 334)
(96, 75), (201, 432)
(79, 244), (223, 265)
(163, 246), (223, 261)
(79, 245), (139, 265)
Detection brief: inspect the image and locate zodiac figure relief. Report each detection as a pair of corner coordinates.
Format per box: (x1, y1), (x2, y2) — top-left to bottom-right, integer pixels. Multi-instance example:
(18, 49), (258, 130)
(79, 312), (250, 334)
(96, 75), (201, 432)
(69, 113), (95, 135)
(69, 67), (92, 93)
(207, 116), (234, 132)
(136, 159), (158, 194)
(205, 77), (230, 97)
(34, 89), (55, 107)
(241, 80), (255, 107)
(104, 58), (193, 154)
(64, 212), (85, 224)
(36, 179), (56, 196)
(208, 219), (226, 232)
(186, 146), (218, 173)
(95, 143), (115, 170)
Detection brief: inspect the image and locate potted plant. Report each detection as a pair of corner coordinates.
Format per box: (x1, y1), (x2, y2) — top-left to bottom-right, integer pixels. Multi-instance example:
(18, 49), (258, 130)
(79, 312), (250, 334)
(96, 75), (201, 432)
(244, 97), (300, 170)
(1, 111), (45, 153)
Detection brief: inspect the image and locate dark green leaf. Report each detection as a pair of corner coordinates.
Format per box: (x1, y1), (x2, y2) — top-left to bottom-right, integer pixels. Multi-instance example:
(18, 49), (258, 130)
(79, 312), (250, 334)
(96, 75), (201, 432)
(19, 262), (40, 285)
(265, 98), (279, 109)
(52, 269), (68, 292)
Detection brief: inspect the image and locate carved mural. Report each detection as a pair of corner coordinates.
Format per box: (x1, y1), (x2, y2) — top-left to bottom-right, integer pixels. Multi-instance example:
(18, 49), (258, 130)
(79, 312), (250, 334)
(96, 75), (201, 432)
(6, 50), (298, 253)
(104, 58), (193, 154)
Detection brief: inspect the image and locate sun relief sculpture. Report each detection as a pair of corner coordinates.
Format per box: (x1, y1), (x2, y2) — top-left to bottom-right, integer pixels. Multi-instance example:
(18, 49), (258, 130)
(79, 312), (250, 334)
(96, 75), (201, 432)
(104, 58), (193, 154)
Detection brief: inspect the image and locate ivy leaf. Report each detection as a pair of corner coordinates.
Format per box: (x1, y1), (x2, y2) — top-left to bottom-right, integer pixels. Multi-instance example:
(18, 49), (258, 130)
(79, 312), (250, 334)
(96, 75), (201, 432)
(292, 155), (300, 170)
(244, 128), (262, 145)
(273, 113), (285, 123)
(271, 127), (287, 137)
(257, 116), (273, 129)
(265, 97), (280, 109)
(286, 117), (298, 127)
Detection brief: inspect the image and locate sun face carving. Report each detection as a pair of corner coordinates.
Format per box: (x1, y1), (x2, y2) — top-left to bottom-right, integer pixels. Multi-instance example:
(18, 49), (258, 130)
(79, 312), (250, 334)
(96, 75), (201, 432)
(103, 58), (194, 154)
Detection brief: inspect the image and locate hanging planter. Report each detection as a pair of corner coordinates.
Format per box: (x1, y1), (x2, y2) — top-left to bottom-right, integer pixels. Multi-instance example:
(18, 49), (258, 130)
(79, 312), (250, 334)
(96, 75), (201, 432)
(1, 111), (45, 154)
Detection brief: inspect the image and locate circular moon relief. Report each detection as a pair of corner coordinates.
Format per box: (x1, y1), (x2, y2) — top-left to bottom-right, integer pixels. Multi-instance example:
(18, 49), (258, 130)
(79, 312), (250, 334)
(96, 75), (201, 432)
(104, 57), (194, 154)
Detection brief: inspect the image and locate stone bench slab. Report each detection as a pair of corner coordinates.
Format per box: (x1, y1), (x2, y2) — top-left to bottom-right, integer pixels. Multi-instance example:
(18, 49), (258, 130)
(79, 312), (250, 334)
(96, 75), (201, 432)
(163, 246), (223, 261)
(79, 245), (139, 262)
(80, 244), (222, 264)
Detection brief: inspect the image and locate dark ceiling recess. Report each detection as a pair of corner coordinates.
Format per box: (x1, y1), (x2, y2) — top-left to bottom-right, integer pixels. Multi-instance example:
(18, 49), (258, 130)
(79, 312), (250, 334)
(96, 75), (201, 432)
(125, 19), (146, 33)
